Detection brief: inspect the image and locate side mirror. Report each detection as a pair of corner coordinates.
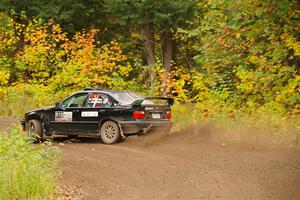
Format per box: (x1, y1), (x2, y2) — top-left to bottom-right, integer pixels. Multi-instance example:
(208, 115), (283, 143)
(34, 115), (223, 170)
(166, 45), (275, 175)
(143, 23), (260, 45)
(55, 102), (61, 108)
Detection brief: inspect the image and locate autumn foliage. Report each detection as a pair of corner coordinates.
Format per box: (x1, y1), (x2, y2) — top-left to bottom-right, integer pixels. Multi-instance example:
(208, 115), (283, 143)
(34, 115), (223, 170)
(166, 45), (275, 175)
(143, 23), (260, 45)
(0, 1), (299, 133)
(0, 14), (130, 92)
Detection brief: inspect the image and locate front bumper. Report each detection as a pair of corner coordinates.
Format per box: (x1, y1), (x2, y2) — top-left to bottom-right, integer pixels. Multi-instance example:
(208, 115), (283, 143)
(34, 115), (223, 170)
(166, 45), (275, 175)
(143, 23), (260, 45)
(21, 120), (26, 131)
(119, 120), (173, 135)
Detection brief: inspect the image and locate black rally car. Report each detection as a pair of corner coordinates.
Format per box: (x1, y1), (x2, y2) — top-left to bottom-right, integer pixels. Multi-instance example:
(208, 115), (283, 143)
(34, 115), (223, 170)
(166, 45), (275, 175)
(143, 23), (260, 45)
(21, 88), (173, 144)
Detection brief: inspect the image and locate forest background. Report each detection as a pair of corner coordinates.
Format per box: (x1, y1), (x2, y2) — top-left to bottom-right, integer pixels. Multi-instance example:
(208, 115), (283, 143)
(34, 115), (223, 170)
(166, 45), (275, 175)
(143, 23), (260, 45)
(0, 0), (299, 138)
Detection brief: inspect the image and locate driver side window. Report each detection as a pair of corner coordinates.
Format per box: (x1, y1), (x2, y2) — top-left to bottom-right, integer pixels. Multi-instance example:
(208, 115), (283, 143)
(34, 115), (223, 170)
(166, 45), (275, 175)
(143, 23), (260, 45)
(61, 93), (88, 108)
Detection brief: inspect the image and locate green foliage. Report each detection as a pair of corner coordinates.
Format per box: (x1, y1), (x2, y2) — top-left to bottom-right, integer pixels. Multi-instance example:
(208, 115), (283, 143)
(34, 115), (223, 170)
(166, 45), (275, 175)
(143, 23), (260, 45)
(0, 0), (108, 34)
(0, 13), (16, 89)
(183, 0), (300, 116)
(103, 0), (195, 28)
(0, 2), (298, 199)
(0, 84), (64, 117)
(0, 126), (61, 200)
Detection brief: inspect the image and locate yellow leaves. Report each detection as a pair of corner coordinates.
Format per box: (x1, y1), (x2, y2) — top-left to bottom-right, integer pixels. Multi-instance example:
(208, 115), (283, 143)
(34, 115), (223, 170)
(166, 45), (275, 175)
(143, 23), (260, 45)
(248, 55), (260, 64)
(0, 70), (10, 86)
(93, 76), (105, 84)
(0, 15), (17, 52)
(118, 63), (132, 76)
(6, 39), (14, 46)
(236, 68), (256, 94)
(43, 29), (130, 90)
(283, 34), (300, 56)
(131, 32), (143, 40)
(0, 87), (8, 96)
(19, 20), (65, 67)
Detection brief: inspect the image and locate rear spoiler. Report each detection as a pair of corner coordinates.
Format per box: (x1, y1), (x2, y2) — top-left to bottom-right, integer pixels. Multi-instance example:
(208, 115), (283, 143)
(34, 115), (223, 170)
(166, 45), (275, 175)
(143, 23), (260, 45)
(132, 97), (174, 107)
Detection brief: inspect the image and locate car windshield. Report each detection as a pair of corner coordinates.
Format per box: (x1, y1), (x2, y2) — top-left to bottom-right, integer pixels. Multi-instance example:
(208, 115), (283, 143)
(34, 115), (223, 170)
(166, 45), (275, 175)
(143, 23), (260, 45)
(109, 92), (151, 105)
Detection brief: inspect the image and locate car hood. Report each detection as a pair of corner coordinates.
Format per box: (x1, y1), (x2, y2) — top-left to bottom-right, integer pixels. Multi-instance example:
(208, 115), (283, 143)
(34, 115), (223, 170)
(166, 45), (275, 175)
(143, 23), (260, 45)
(26, 106), (55, 114)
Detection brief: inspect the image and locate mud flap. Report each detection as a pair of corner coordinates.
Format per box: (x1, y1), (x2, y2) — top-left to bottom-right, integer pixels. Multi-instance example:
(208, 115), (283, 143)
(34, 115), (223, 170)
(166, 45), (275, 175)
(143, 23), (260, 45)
(118, 123), (126, 138)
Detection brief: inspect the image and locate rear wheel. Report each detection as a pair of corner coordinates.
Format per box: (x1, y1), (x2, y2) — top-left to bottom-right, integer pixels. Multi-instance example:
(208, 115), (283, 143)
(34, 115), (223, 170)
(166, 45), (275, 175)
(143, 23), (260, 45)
(100, 121), (121, 144)
(28, 119), (44, 142)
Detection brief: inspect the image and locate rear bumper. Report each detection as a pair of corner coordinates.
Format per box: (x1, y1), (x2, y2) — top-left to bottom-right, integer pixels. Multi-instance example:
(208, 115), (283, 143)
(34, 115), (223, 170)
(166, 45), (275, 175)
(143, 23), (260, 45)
(119, 120), (173, 135)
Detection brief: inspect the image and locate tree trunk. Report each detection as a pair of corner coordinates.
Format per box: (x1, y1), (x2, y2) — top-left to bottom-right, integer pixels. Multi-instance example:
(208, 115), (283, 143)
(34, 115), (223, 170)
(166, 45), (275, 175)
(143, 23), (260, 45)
(161, 30), (175, 95)
(144, 19), (155, 66)
(12, 18), (30, 82)
(143, 13), (155, 94)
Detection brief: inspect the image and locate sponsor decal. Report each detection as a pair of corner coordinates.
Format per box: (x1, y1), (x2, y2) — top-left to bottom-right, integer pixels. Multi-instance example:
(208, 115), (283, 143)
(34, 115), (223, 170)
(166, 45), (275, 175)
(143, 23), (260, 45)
(55, 111), (72, 122)
(81, 111), (98, 117)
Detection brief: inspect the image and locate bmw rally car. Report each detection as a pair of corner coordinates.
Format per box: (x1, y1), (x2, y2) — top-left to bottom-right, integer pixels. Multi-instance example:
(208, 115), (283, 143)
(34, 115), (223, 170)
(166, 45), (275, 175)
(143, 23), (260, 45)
(21, 88), (173, 144)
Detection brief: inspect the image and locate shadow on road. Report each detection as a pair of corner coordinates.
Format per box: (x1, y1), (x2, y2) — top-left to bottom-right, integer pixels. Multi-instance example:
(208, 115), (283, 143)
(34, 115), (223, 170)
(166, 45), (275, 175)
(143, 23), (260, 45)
(49, 135), (103, 144)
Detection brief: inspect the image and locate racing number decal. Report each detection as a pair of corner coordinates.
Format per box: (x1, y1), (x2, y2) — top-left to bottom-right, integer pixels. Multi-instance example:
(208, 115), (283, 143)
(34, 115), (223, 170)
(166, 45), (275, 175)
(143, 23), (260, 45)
(55, 111), (72, 122)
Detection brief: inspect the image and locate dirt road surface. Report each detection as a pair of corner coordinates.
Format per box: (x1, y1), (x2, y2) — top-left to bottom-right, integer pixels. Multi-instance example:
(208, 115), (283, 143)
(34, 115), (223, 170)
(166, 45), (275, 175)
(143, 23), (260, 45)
(1, 118), (299, 200)
(58, 131), (300, 200)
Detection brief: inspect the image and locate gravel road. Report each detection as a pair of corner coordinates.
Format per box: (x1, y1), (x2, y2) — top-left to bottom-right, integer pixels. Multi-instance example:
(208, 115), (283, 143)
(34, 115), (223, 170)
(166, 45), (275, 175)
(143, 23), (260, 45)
(57, 130), (300, 200)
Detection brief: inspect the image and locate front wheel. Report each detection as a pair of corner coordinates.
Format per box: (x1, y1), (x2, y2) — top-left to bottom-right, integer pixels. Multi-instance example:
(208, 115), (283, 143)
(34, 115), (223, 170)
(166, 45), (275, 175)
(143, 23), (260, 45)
(100, 121), (121, 144)
(28, 119), (44, 142)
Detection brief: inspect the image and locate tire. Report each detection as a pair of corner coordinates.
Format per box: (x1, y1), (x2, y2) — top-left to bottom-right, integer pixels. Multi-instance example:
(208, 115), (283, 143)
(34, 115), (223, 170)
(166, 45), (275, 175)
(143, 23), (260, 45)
(28, 119), (44, 142)
(100, 121), (121, 144)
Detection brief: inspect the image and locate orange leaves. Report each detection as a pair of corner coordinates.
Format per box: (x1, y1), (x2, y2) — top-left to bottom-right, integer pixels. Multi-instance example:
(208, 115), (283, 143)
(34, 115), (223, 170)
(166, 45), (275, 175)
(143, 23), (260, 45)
(154, 65), (193, 99)
(222, 28), (229, 35)
(0, 13), (17, 52)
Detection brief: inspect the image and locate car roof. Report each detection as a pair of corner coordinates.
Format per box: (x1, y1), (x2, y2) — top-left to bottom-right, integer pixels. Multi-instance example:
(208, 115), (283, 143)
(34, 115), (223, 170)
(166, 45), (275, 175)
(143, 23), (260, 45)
(81, 88), (135, 95)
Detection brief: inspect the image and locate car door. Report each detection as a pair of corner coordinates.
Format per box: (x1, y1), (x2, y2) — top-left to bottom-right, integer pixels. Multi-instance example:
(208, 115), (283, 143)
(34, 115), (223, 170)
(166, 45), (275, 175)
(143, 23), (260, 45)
(50, 92), (89, 133)
(75, 92), (115, 133)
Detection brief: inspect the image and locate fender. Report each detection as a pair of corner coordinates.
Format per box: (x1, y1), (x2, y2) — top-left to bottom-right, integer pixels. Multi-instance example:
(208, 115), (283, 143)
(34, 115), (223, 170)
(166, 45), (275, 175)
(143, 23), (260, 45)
(99, 117), (125, 137)
(27, 112), (42, 121)
(26, 112), (50, 134)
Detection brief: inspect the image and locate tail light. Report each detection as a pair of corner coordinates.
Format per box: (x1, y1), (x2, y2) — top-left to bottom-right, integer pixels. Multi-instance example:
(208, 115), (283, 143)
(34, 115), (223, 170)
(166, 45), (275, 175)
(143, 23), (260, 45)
(132, 111), (145, 119)
(165, 111), (172, 119)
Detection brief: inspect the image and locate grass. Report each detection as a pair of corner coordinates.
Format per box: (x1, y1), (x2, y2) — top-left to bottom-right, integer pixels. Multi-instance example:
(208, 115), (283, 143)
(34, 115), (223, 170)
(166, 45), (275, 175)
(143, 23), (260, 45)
(0, 126), (61, 200)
